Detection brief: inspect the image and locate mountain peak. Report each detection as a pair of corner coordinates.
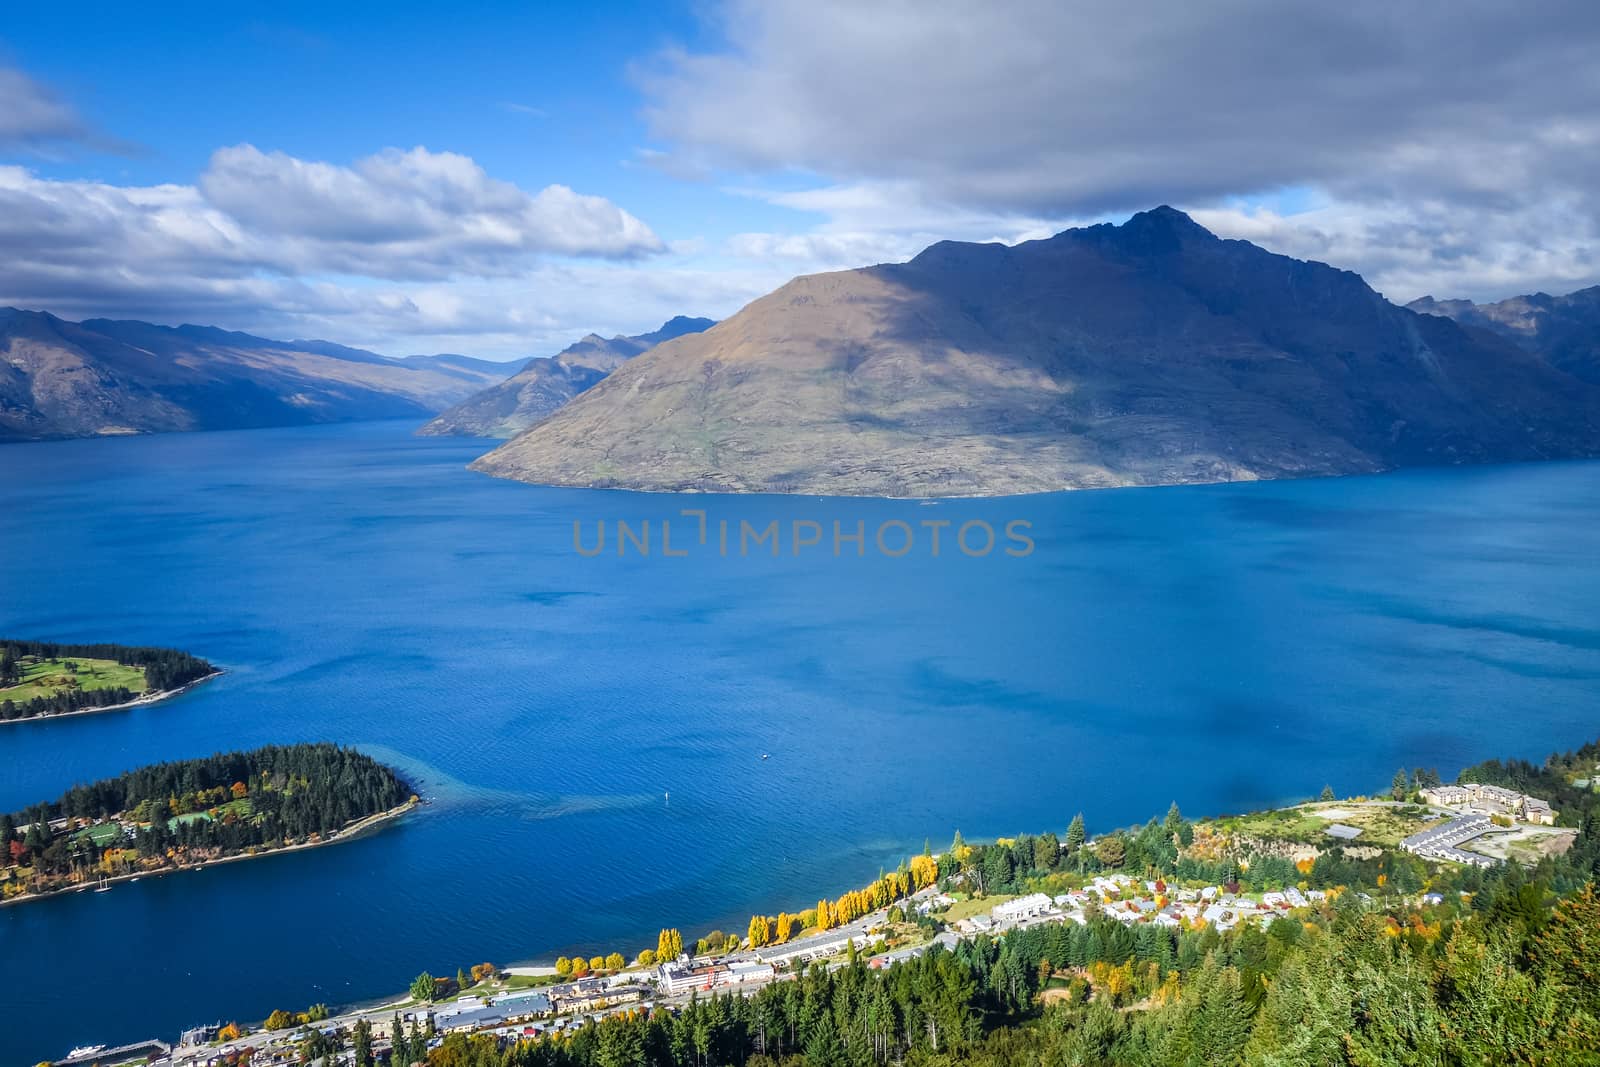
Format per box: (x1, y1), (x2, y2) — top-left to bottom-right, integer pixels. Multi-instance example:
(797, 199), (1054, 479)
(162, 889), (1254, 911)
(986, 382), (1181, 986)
(472, 218), (1600, 497)
(1113, 204), (1216, 244)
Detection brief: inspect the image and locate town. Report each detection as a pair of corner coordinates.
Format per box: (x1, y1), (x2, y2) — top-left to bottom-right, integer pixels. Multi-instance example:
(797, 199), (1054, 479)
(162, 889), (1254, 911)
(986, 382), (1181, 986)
(49, 773), (1575, 1067)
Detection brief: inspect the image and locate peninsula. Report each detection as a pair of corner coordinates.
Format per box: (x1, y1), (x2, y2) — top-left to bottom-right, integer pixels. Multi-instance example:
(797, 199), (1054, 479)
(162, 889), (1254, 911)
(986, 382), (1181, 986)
(0, 638), (218, 723)
(0, 743), (415, 904)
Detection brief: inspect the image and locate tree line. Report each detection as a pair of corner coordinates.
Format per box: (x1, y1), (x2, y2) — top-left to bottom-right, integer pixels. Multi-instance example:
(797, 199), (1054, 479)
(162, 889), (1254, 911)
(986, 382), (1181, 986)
(1, 743), (411, 888)
(304, 877), (1600, 1067)
(0, 637), (215, 721)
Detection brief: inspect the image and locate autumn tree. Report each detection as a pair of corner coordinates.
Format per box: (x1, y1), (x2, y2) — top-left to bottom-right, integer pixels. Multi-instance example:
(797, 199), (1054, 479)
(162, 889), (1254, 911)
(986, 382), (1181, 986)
(555, 956), (573, 977)
(605, 951), (625, 971)
(748, 914), (771, 948)
(657, 928), (683, 961)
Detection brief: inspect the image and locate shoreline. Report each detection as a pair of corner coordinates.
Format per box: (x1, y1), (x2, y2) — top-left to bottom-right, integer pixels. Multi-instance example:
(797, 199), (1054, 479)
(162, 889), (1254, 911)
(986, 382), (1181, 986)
(0, 669), (224, 726)
(0, 797), (418, 909)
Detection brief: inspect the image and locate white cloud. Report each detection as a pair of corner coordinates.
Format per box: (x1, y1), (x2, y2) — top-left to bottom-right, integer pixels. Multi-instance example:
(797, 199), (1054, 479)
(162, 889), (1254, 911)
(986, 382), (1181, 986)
(0, 145), (678, 354)
(1194, 199), (1600, 304)
(198, 145), (662, 272)
(639, 0), (1600, 300)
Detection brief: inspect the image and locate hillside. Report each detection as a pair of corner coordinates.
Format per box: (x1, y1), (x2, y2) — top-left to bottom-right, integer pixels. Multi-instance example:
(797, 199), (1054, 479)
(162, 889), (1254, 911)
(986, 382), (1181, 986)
(1409, 287), (1600, 384)
(471, 208), (1600, 497)
(417, 315), (714, 438)
(0, 310), (519, 443)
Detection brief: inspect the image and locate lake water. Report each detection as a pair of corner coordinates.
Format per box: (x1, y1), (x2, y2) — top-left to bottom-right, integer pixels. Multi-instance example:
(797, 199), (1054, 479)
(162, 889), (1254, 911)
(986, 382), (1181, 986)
(2, 420), (1598, 1061)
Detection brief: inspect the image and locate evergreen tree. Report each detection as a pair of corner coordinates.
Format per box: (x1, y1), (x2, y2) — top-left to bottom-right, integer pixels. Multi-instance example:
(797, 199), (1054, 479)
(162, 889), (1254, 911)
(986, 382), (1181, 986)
(1065, 812), (1086, 856)
(352, 1018), (373, 1067)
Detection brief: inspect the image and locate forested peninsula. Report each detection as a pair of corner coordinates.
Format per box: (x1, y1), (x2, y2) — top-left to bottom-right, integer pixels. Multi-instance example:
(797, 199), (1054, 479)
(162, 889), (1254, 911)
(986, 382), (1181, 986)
(0, 637), (217, 722)
(0, 743), (415, 902)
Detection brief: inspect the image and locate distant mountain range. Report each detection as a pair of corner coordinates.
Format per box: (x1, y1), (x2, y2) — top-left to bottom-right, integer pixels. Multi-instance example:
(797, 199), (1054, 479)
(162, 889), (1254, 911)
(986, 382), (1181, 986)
(471, 207), (1600, 497)
(1408, 288), (1600, 385)
(417, 316), (715, 438)
(0, 309), (521, 443)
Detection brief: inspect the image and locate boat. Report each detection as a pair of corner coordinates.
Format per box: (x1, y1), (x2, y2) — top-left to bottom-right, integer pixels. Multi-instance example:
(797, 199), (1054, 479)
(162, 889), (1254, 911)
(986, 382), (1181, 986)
(761, 753), (770, 760)
(67, 1045), (106, 1059)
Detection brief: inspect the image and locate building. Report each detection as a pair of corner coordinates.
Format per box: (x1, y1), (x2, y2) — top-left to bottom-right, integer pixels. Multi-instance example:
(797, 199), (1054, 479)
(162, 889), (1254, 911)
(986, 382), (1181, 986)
(1400, 815), (1499, 867)
(1325, 824), (1363, 840)
(435, 1006), (509, 1033)
(657, 957), (774, 995)
(991, 893), (1054, 923)
(659, 960), (729, 995)
(756, 930), (876, 967)
(1420, 784), (1557, 825)
(726, 960), (776, 986)
(496, 992), (552, 1019)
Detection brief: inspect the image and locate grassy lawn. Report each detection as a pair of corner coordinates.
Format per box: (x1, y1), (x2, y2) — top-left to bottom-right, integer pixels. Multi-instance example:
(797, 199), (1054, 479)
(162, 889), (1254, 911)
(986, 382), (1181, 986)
(75, 822), (130, 847)
(939, 893), (1017, 924)
(1215, 803), (1438, 848)
(1217, 808), (1330, 842)
(0, 656), (147, 704)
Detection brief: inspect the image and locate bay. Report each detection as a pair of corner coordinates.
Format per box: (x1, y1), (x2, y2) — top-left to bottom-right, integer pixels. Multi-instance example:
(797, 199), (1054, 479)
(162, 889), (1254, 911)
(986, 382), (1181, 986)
(1, 419), (1597, 1062)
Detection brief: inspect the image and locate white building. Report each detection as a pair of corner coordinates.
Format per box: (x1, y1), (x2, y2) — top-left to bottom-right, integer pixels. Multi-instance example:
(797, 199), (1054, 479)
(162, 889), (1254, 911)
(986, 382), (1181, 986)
(991, 893), (1054, 923)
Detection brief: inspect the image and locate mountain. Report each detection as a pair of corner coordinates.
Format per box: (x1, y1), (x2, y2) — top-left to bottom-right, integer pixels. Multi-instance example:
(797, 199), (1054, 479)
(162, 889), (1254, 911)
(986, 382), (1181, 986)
(1409, 288), (1600, 384)
(0, 309), (519, 443)
(471, 207), (1600, 498)
(417, 315), (715, 438)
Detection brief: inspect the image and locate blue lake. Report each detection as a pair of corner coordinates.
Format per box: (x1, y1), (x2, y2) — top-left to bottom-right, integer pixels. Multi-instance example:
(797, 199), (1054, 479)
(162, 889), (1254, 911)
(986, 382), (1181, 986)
(2, 419), (1598, 1061)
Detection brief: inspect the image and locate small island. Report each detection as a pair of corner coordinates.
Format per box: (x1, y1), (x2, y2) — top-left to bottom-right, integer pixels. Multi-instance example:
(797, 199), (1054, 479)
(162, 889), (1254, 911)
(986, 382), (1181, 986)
(0, 638), (218, 723)
(0, 743), (416, 903)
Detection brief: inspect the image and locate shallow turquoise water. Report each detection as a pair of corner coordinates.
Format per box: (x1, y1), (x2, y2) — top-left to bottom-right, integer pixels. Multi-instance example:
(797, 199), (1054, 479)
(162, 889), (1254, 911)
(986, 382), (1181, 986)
(1, 420), (1597, 1060)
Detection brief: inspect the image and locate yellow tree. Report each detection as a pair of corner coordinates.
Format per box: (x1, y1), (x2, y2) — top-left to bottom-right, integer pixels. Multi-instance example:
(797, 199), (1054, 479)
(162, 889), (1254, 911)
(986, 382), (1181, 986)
(815, 899), (833, 931)
(775, 912), (793, 944)
(605, 952), (625, 971)
(748, 914), (770, 948)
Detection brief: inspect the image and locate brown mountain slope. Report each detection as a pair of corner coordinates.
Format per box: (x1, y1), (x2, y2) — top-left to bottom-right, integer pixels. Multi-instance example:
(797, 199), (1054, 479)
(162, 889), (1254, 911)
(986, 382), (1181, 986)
(417, 316), (714, 438)
(471, 208), (1600, 498)
(0, 310), (517, 443)
(1409, 288), (1600, 384)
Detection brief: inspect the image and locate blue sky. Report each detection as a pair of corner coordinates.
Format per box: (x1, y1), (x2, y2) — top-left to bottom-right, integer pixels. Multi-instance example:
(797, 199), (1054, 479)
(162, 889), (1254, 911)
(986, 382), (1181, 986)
(3, 2), (1597, 357)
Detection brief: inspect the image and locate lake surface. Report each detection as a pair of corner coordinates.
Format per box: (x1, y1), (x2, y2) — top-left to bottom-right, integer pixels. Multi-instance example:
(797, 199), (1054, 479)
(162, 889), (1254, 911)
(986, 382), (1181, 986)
(2, 420), (1598, 1061)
